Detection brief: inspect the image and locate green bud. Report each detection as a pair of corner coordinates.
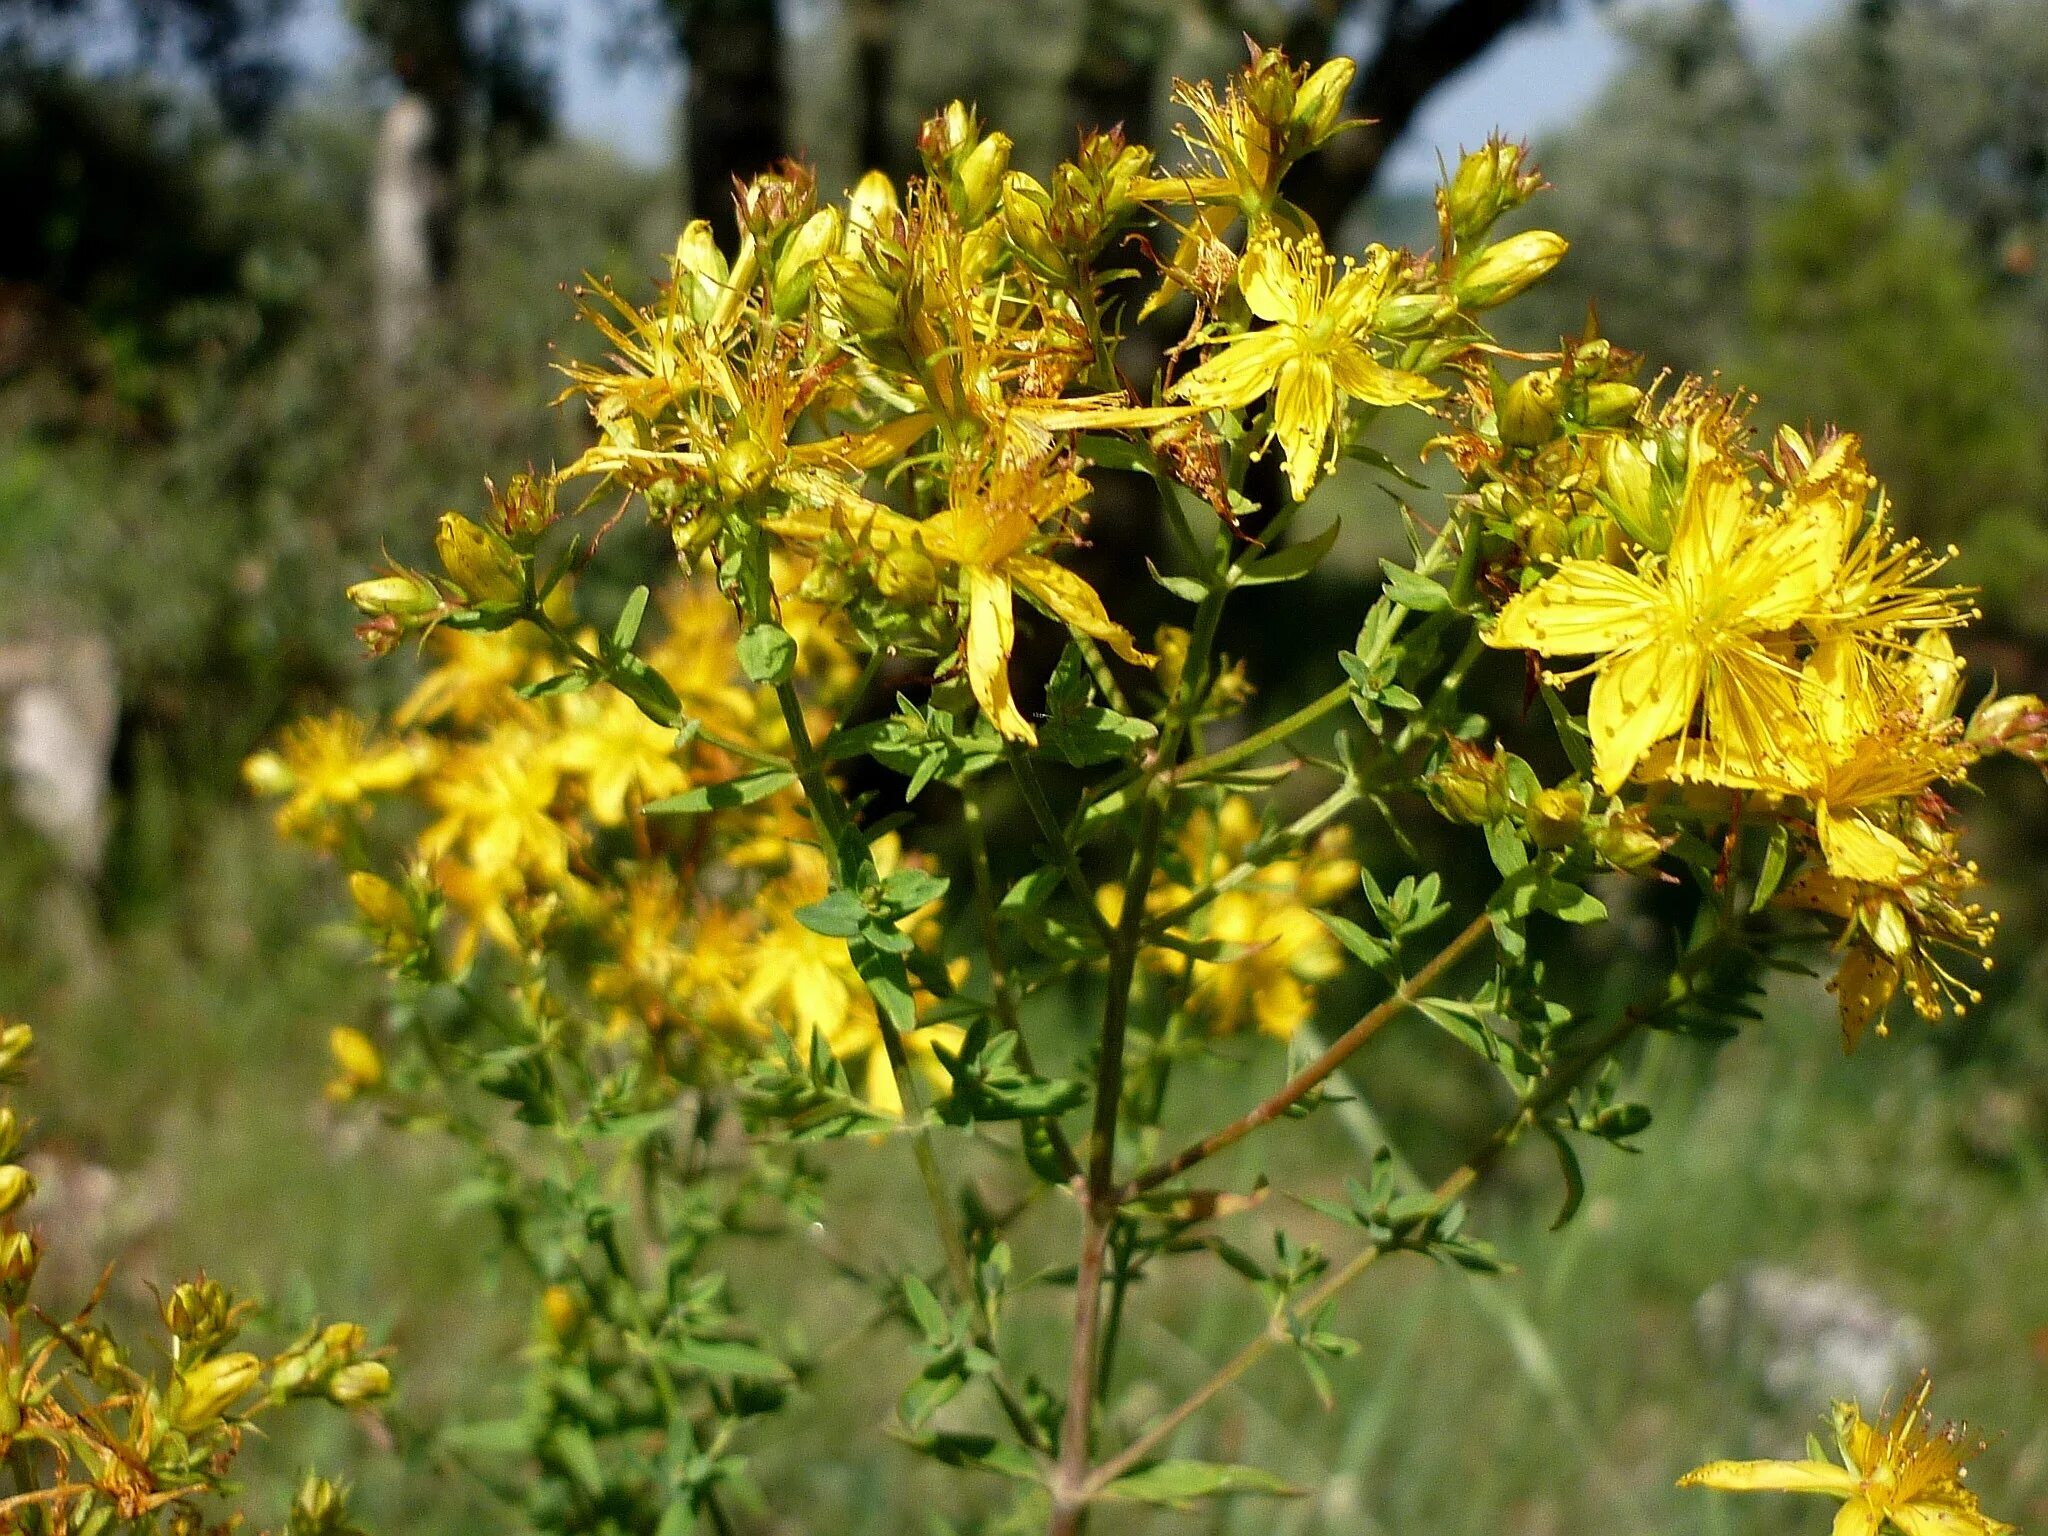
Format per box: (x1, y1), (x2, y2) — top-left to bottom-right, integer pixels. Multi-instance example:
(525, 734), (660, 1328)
(434, 514), (524, 606)
(0, 1232), (39, 1312)
(1526, 785), (1587, 850)
(955, 131), (1013, 224)
(1454, 230), (1569, 310)
(1969, 692), (2048, 763)
(0, 1025), (32, 1077)
(171, 1351), (263, 1433)
(1445, 137), (1542, 243)
(1497, 369), (1563, 449)
(1592, 805), (1668, 873)
(327, 1360), (393, 1407)
(289, 1474), (355, 1536)
(0, 1166), (33, 1219)
(1582, 382), (1644, 426)
(1430, 741), (1510, 825)
(345, 571), (442, 620)
(1292, 57), (1355, 144)
(1598, 436), (1672, 552)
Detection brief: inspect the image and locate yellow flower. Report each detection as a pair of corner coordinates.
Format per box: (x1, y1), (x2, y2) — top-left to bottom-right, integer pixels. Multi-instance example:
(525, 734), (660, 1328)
(772, 451), (1149, 744)
(552, 689), (694, 826)
(243, 712), (426, 847)
(1169, 231), (1443, 500)
(1681, 1375), (2014, 1536)
(1485, 445), (1838, 793)
(419, 723), (570, 887)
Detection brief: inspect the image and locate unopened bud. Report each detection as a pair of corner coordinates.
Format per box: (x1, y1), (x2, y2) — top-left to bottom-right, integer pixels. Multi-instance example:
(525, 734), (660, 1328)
(1430, 741), (1509, 825)
(488, 472), (558, 543)
(1292, 57), (1355, 144)
(328, 1360), (392, 1407)
(844, 170), (900, 244)
(289, 1474), (353, 1536)
(0, 1166), (33, 1219)
(1592, 804), (1668, 873)
(0, 1232), (39, 1311)
(0, 1025), (31, 1076)
(1969, 692), (2048, 763)
(1444, 138), (1541, 243)
(875, 541), (938, 605)
(1375, 291), (1455, 338)
(1526, 785), (1587, 850)
(955, 131), (1013, 224)
(171, 1351), (263, 1433)
(1453, 230), (1568, 310)
(541, 1284), (582, 1341)
(1497, 369), (1563, 449)
(0, 1109), (18, 1164)
(1598, 436), (1671, 552)
(163, 1278), (241, 1355)
(1000, 171), (1062, 277)
(773, 207), (841, 317)
(345, 571), (442, 620)
(1581, 382), (1643, 426)
(435, 514), (524, 606)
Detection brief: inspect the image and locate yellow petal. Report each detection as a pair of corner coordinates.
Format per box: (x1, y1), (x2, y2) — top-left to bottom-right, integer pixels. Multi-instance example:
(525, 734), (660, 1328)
(1893, 1502), (2017, 1536)
(1832, 944), (1899, 1051)
(1818, 806), (1925, 885)
(1239, 236), (1320, 326)
(1832, 1498), (1884, 1536)
(1170, 329), (1293, 411)
(964, 565), (1034, 744)
(1007, 554), (1153, 667)
(1679, 1459), (1860, 1497)
(1009, 395), (1202, 432)
(1588, 641), (1702, 794)
(1272, 355), (1338, 501)
(1329, 343), (1445, 408)
(1487, 561), (1660, 656)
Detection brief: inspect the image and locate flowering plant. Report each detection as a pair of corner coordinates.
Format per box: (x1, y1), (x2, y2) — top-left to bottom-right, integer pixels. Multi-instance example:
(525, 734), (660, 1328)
(247, 45), (2030, 1536)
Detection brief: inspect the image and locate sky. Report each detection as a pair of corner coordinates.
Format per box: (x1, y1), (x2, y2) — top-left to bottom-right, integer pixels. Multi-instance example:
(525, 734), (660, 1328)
(283, 0), (1841, 188)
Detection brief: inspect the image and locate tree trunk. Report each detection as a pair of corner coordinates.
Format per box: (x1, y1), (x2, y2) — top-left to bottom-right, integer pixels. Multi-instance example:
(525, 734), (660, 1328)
(370, 89), (458, 369)
(680, 2), (790, 242)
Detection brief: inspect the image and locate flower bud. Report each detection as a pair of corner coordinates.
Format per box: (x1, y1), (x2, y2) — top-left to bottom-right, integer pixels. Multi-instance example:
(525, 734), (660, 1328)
(875, 541), (937, 605)
(1497, 369), (1563, 449)
(1444, 138), (1542, 243)
(488, 471), (558, 543)
(773, 207), (841, 318)
(435, 513), (524, 606)
(0, 1109), (18, 1164)
(0, 1232), (39, 1312)
(1430, 741), (1510, 825)
(327, 1360), (392, 1407)
(1375, 291), (1455, 338)
(163, 1278), (242, 1356)
(345, 571), (442, 620)
(714, 439), (776, 501)
(1581, 382), (1643, 426)
(0, 1024), (31, 1076)
(955, 131), (1013, 224)
(289, 1474), (353, 1536)
(844, 170), (900, 244)
(0, 1166), (33, 1219)
(1592, 804), (1669, 873)
(1453, 230), (1568, 310)
(326, 1027), (384, 1101)
(999, 171), (1062, 278)
(1526, 785), (1587, 850)
(171, 1351), (263, 1433)
(1968, 692), (2048, 764)
(920, 101), (976, 170)
(1291, 57), (1355, 145)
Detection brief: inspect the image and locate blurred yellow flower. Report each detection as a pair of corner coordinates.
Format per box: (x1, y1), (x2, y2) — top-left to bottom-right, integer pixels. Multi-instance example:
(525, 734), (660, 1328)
(242, 712), (426, 847)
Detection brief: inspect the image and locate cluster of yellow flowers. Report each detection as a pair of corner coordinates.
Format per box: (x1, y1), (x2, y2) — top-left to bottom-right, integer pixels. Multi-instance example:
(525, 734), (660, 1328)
(1100, 796), (1359, 1039)
(1454, 370), (1999, 1045)
(248, 578), (971, 1108)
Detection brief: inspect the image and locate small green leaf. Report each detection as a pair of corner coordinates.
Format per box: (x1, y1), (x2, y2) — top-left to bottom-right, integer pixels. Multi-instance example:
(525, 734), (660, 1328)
(1378, 560), (1452, 612)
(516, 670), (592, 701)
(643, 767), (797, 815)
(1147, 559), (1211, 605)
(1314, 910), (1392, 971)
(1101, 1460), (1300, 1506)
(737, 622), (798, 685)
(1751, 821), (1791, 912)
(674, 1338), (794, 1382)
(794, 890), (867, 938)
(1237, 519), (1339, 586)
(611, 584), (650, 651)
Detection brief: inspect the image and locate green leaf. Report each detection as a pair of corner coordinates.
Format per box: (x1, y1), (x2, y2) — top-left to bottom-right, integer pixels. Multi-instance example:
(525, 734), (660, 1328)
(850, 931), (919, 1035)
(1147, 559), (1211, 605)
(608, 651), (684, 726)
(795, 889), (867, 938)
(674, 1338), (795, 1382)
(1314, 910), (1391, 971)
(1484, 819), (1528, 876)
(1750, 821), (1791, 912)
(1377, 560), (1452, 613)
(1039, 704), (1157, 767)
(1100, 1460), (1300, 1506)
(1540, 1123), (1586, 1230)
(643, 767), (797, 816)
(1342, 440), (1428, 488)
(515, 670), (591, 701)
(1237, 519), (1339, 586)
(879, 868), (950, 914)
(891, 1431), (1041, 1482)
(611, 584), (650, 651)
(737, 622), (798, 685)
